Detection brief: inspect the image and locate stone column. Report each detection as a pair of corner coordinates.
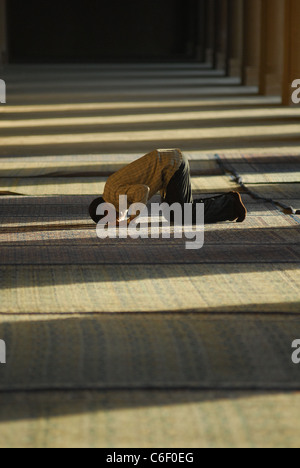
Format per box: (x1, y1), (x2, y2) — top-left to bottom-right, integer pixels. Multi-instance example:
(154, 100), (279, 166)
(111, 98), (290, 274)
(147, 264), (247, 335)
(242, 0), (262, 85)
(186, 0), (198, 58)
(214, 0), (228, 70)
(195, 0), (206, 62)
(259, 0), (285, 95)
(205, 0), (215, 64)
(282, 0), (300, 105)
(227, 0), (244, 77)
(0, 0), (7, 65)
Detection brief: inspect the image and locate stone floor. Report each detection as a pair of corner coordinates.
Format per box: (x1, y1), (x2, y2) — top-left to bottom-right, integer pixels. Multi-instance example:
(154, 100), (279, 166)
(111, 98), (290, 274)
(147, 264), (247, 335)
(0, 63), (300, 448)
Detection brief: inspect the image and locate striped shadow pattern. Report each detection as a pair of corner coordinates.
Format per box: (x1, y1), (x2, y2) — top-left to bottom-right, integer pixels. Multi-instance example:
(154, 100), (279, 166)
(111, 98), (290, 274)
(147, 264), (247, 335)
(1, 314), (300, 391)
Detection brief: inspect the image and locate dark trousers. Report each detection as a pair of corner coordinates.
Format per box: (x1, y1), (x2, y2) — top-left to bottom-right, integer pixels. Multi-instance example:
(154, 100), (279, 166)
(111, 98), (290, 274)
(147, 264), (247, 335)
(164, 154), (234, 224)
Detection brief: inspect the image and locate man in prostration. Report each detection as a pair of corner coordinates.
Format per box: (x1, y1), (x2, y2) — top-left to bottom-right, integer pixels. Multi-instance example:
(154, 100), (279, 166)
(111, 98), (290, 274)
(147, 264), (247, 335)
(89, 149), (246, 226)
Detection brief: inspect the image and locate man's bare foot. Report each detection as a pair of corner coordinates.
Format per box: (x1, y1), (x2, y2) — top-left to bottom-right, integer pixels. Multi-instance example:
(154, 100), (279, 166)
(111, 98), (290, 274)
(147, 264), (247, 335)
(229, 192), (247, 223)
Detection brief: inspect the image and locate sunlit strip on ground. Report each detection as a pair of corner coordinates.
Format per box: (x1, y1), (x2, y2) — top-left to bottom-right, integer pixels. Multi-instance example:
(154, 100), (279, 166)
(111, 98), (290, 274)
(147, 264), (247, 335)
(0, 96), (281, 114)
(1, 108), (300, 129)
(1, 125), (300, 146)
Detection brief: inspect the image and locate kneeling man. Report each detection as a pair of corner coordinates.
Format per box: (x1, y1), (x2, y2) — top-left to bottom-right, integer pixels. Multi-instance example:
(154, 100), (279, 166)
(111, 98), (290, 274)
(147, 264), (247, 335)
(89, 149), (246, 225)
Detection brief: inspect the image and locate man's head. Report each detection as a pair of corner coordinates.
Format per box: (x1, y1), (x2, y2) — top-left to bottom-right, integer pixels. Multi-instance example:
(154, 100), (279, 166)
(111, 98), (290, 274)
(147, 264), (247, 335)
(89, 197), (105, 223)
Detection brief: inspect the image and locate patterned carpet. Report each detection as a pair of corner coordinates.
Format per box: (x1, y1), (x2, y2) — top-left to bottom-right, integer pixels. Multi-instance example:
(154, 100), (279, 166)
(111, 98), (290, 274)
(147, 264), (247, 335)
(0, 174), (238, 196)
(0, 153), (222, 177)
(1, 390), (300, 448)
(1, 64), (300, 447)
(1, 263), (299, 314)
(0, 189), (299, 315)
(217, 153), (300, 213)
(1, 314), (300, 391)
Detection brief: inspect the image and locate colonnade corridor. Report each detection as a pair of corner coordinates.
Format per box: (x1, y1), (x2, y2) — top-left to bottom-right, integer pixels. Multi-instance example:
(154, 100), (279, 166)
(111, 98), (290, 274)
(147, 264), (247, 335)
(0, 63), (300, 448)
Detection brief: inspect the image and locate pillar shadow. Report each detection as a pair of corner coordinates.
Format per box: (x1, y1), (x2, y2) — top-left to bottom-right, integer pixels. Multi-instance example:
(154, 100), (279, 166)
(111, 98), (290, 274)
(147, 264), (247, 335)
(0, 312), (300, 421)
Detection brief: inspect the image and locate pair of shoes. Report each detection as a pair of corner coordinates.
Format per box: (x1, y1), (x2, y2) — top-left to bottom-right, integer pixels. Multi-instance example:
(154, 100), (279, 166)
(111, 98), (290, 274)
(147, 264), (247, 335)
(228, 192), (247, 223)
